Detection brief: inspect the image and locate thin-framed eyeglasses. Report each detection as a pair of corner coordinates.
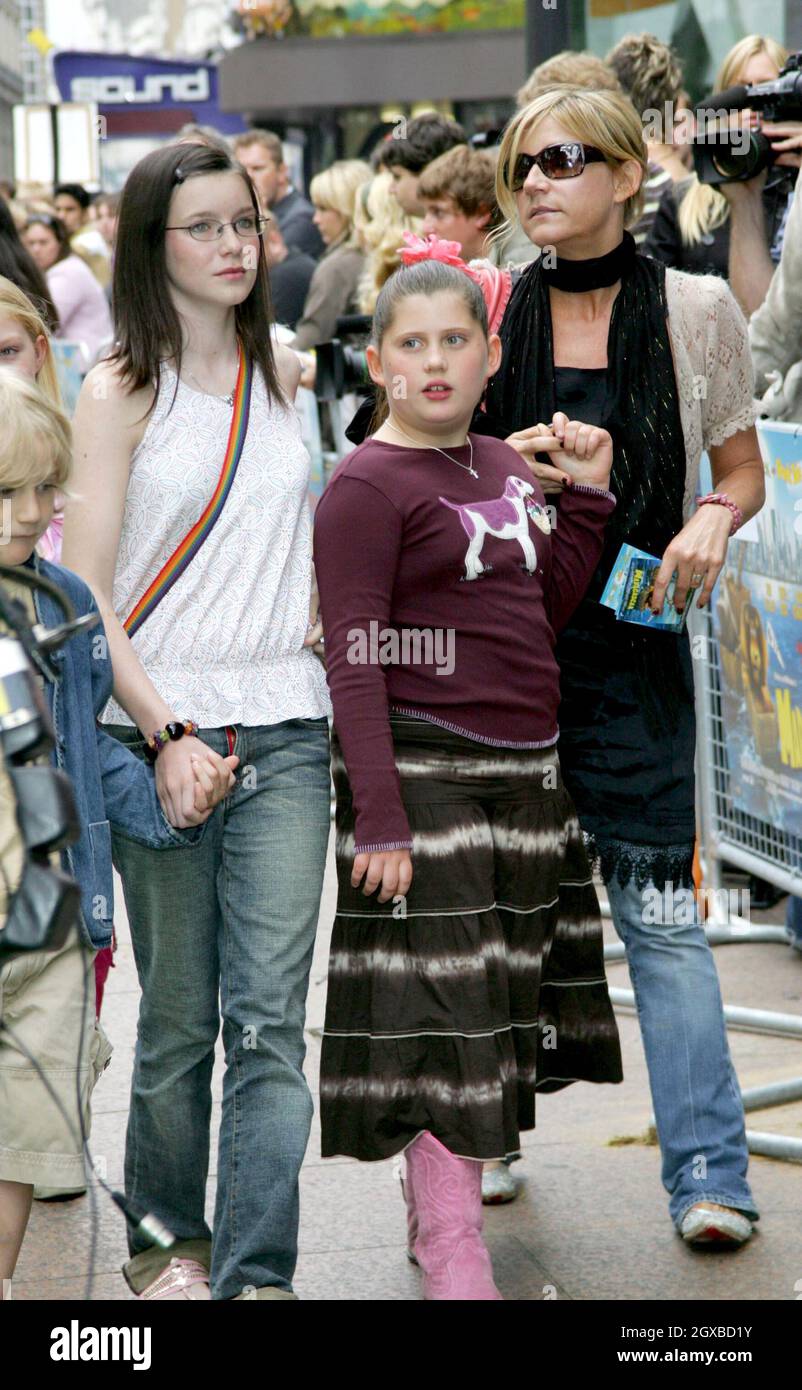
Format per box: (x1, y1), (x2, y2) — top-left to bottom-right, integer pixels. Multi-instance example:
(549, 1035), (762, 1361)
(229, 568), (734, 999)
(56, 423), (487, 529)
(165, 213), (270, 241)
(508, 142), (607, 191)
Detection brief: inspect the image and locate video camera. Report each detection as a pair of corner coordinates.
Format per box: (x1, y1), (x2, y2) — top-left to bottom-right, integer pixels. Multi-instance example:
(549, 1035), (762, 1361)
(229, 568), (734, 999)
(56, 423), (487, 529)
(313, 313), (373, 402)
(0, 568), (98, 961)
(693, 51), (802, 185)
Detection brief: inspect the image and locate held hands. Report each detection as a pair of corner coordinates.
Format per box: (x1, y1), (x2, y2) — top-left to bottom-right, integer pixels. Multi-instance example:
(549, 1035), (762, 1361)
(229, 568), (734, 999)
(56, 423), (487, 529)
(506, 413), (613, 494)
(352, 849), (413, 904)
(304, 565), (325, 657)
(155, 736), (239, 829)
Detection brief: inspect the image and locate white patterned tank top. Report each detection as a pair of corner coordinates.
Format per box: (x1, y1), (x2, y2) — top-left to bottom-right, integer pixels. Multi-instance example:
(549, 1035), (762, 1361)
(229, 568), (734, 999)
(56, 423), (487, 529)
(100, 363), (331, 728)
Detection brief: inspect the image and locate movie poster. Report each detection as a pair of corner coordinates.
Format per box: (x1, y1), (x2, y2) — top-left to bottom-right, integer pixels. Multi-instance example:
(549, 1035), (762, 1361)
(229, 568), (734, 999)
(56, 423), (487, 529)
(711, 422), (802, 833)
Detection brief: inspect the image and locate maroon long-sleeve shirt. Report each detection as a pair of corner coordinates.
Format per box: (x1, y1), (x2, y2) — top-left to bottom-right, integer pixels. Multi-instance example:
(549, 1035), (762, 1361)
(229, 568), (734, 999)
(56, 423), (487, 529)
(313, 435), (616, 852)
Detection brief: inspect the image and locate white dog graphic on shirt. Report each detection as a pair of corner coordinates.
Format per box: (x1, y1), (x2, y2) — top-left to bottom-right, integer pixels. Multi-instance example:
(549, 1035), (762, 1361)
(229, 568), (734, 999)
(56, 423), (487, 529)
(439, 475), (550, 581)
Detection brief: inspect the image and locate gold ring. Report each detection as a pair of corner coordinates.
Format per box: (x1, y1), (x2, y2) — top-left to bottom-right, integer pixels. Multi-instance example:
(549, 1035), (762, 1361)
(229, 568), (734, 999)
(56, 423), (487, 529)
(690, 572), (705, 586)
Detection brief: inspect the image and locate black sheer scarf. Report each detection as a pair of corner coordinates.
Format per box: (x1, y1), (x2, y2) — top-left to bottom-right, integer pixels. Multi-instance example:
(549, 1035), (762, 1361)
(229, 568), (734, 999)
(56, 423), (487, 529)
(485, 235), (686, 580)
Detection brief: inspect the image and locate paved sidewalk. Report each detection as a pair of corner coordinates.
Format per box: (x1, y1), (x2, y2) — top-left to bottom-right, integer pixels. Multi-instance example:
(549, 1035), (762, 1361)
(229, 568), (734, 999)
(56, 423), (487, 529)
(12, 835), (802, 1301)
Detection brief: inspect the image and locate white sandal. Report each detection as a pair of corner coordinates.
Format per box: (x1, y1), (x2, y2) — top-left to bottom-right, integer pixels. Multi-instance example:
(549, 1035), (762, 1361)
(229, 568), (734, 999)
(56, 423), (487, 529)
(481, 1163), (518, 1205)
(680, 1204), (752, 1248)
(137, 1257), (211, 1299)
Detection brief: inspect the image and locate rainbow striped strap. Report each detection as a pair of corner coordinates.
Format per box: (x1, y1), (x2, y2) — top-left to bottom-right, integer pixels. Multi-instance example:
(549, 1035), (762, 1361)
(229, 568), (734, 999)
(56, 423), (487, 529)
(123, 346), (253, 639)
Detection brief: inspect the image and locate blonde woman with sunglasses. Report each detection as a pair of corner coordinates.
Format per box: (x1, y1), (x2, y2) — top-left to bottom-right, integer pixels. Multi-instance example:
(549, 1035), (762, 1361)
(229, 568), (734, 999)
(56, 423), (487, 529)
(485, 87), (765, 1250)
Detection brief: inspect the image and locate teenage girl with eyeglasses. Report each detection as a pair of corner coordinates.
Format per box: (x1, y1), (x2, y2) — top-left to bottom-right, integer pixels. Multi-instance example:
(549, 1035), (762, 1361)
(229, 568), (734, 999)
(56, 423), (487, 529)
(62, 141), (331, 1302)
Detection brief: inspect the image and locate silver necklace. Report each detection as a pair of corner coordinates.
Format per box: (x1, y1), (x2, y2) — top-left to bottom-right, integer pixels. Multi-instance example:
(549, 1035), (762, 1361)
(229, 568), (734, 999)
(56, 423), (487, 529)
(387, 420), (478, 477)
(185, 367), (235, 406)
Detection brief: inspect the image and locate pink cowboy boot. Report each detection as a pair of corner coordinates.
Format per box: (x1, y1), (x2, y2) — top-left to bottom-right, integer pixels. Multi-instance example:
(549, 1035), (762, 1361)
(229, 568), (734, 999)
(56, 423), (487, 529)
(405, 1130), (502, 1300)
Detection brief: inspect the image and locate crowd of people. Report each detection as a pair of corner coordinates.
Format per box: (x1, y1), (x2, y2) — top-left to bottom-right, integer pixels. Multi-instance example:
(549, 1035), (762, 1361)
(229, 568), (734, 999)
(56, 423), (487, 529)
(0, 27), (800, 1303)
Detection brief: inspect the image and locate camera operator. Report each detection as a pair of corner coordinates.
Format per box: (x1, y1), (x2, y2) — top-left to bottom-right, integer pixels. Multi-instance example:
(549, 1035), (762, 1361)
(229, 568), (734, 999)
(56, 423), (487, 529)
(711, 45), (802, 319)
(646, 35), (795, 281)
(722, 123), (802, 317)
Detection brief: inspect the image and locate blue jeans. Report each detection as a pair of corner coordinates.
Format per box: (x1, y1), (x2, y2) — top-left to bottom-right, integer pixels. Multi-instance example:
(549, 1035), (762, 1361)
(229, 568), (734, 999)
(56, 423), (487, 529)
(606, 874), (759, 1230)
(109, 718), (331, 1299)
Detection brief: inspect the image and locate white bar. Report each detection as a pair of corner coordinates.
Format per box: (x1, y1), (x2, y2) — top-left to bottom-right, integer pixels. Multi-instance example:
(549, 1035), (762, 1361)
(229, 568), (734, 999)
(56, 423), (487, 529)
(745, 1130), (802, 1162)
(609, 987), (802, 1037)
(13, 104), (54, 185)
(741, 1078), (802, 1111)
(603, 924), (788, 961)
(56, 103), (100, 186)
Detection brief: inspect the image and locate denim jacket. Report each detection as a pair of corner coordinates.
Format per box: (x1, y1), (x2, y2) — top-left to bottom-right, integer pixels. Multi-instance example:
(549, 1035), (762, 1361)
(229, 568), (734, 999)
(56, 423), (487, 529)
(29, 555), (199, 950)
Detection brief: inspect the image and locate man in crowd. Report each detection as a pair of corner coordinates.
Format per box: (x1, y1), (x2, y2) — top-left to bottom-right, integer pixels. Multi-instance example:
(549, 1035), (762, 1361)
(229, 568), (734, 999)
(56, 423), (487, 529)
(53, 183), (111, 286)
(382, 112), (466, 217)
(233, 129), (324, 260)
(418, 144), (504, 262)
(724, 124), (802, 322)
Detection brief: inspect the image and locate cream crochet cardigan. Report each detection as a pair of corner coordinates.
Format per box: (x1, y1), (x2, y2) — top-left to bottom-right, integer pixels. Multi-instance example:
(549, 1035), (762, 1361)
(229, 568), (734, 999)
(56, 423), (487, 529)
(663, 268), (758, 520)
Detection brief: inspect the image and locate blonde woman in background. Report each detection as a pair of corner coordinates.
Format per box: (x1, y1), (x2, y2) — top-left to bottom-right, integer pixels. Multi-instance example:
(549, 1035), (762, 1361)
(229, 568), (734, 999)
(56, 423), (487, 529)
(354, 170), (419, 314)
(645, 35), (792, 278)
(290, 159), (371, 350)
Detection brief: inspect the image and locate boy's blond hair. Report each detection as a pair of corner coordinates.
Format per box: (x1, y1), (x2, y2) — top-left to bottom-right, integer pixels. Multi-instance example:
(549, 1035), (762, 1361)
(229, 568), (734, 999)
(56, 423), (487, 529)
(0, 372), (72, 492)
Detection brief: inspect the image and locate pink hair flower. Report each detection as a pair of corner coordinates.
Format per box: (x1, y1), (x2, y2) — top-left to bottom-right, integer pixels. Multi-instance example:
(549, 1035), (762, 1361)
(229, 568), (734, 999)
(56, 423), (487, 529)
(397, 230), (512, 337)
(398, 231), (468, 270)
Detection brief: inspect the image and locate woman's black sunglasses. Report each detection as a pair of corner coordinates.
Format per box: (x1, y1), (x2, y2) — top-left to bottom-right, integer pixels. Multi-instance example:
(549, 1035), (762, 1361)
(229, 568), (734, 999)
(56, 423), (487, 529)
(508, 142), (607, 191)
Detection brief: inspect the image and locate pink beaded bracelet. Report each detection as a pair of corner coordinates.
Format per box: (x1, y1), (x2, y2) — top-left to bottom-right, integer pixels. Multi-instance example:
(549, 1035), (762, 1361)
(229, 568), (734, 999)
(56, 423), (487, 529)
(697, 492), (743, 535)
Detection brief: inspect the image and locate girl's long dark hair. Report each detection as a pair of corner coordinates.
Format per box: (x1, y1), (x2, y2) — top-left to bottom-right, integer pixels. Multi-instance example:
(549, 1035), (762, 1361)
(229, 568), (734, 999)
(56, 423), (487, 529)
(109, 142), (284, 407)
(0, 200), (59, 331)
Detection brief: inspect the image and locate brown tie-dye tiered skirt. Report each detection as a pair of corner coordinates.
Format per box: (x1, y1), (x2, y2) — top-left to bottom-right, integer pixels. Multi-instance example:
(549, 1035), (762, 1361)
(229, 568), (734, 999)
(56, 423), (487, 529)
(320, 715), (623, 1161)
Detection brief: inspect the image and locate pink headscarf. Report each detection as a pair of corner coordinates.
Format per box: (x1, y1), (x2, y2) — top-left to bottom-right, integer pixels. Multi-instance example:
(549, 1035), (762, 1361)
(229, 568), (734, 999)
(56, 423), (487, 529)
(398, 231), (512, 336)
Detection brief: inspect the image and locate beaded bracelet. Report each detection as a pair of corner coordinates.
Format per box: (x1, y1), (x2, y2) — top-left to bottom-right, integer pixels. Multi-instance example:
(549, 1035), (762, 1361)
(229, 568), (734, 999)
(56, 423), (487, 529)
(697, 492), (743, 535)
(143, 719), (200, 765)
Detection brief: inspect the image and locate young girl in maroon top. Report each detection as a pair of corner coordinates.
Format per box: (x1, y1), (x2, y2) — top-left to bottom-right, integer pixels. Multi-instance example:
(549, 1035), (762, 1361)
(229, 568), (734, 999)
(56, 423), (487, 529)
(313, 258), (623, 1300)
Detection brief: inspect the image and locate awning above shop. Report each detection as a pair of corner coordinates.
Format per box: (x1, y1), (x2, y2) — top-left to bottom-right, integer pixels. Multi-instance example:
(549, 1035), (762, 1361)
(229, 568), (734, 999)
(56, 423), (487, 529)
(218, 31), (526, 115)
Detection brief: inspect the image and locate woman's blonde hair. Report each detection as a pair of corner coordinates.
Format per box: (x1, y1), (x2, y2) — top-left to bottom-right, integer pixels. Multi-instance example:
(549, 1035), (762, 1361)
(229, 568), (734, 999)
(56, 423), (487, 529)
(678, 34), (788, 247)
(0, 275), (63, 408)
(353, 172), (420, 313)
(495, 87), (647, 247)
(309, 159), (372, 248)
(0, 371), (72, 491)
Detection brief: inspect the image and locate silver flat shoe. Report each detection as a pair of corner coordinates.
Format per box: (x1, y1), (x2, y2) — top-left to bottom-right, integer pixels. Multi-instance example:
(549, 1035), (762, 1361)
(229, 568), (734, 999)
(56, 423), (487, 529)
(481, 1164), (518, 1205)
(680, 1204), (753, 1248)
